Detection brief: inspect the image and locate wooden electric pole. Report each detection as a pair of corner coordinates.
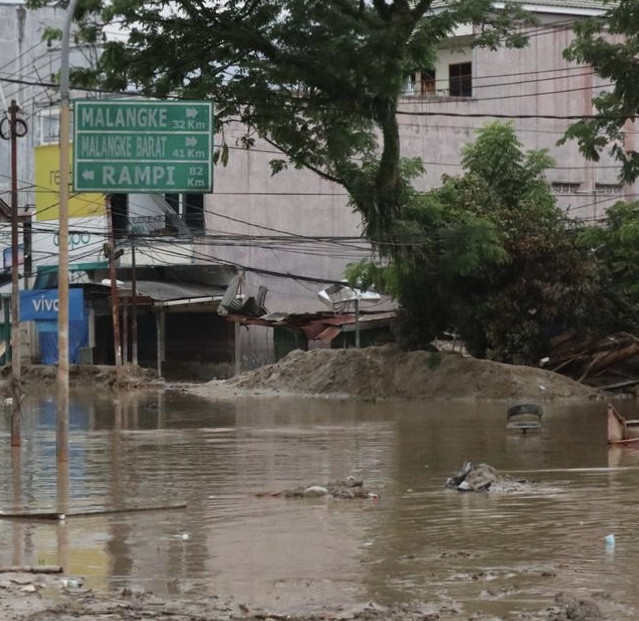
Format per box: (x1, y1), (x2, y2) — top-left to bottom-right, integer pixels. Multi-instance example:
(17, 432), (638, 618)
(105, 195), (123, 379)
(7, 100), (27, 447)
(131, 240), (138, 366)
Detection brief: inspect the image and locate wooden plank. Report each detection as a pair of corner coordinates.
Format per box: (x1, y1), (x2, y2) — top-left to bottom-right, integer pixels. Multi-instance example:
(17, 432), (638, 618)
(598, 378), (639, 390)
(0, 502), (187, 521)
(609, 437), (639, 446)
(0, 565), (62, 574)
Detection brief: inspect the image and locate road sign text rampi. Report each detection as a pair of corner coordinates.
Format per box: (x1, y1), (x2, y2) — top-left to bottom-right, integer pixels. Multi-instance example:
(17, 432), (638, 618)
(73, 100), (213, 193)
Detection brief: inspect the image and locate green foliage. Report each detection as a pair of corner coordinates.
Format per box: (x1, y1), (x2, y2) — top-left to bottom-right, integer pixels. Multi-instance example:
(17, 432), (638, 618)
(360, 122), (596, 363)
(576, 200), (639, 333)
(562, 1), (639, 182)
(449, 124), (600, 362)
(346, 153), (508, 350)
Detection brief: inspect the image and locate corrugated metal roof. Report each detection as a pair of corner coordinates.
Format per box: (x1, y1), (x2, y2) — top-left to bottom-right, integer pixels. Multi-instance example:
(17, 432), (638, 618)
(130, 280), (226, 302)
(315, 326), (342, 343)
(300, 312), (397, 341)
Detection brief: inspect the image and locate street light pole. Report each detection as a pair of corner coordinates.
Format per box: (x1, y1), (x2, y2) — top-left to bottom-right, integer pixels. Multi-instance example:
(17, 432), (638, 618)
(57, 0), (79, 463)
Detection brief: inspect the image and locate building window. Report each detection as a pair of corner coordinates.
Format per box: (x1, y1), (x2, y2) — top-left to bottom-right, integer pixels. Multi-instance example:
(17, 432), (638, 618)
(110, 194), (129, 240)
(39, 110), (61, 144)
(419, 69), (436, 95)
(552, 182), (580, 194)
(165, 193), (205, 232)
(595, 183), (622, 196)
(449, 62), (472, 97)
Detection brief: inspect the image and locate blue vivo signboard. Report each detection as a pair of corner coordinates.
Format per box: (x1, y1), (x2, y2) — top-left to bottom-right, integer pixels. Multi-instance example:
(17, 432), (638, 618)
(20, 288), (85, 322)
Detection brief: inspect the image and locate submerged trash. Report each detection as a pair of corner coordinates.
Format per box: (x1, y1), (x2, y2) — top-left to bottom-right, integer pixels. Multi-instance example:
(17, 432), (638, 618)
(256, 476), (378, 500)
(445, 462), (497, 492)
(302, 485), (329, 498)
(605, 534), (615, 547)
(445, 462), (529, 493)
(60, 577), (83, 589)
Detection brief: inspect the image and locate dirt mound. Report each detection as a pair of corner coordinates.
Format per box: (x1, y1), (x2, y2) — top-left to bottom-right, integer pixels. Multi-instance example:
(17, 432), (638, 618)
(0, 364), (161, 391)
(202, 345), (602, 401)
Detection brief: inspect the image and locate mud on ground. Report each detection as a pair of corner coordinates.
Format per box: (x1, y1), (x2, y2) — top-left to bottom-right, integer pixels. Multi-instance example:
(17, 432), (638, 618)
(0, 571), (621, 621)
(189, 345), (603, 402)
(2, 346), (603, 402)
(0, 363), (161, 393)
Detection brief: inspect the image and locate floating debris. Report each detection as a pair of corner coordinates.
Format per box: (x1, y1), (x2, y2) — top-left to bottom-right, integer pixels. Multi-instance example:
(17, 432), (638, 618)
(256, 476), (378, 500)
(445, 462), (530, 493)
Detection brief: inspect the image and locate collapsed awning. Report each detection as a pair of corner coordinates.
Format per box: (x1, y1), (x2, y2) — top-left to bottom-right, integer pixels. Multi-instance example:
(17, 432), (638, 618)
(114, 280), (227, 312)
(226, 310), (397, 342)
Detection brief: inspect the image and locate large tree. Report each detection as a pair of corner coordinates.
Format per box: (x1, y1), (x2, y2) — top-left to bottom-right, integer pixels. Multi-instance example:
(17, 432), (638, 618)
(355, 123), (597, 363)
(30, 0), (530, 244)
(563, 0), (639, 182)
(576, 200), (639, 335)
(450, 123), (597, 363)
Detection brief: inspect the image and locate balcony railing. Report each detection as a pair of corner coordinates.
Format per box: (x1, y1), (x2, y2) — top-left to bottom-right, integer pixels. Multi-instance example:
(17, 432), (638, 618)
(126, 213), (204, 238)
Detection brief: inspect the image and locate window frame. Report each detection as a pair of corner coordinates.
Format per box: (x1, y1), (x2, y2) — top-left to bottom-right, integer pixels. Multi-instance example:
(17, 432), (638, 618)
(449, 62), (472, 97)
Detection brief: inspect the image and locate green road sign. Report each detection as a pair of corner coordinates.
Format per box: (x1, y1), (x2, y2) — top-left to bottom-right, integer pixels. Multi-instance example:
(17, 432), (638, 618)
(73, 99), (213, 193)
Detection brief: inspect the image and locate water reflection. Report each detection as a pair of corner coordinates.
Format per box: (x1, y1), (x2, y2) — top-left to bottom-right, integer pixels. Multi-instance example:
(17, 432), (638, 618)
(0, 392), (637, 617)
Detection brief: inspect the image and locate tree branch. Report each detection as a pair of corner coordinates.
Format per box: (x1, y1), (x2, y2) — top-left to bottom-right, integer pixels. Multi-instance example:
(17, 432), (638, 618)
(411, 0), (434, 19)
(372, 0), (392, 20)
(262, 136), (346, 186)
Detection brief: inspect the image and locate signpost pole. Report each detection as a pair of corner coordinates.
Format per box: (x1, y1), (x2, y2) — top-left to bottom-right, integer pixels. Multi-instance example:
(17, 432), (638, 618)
(57, 0), (79, 464)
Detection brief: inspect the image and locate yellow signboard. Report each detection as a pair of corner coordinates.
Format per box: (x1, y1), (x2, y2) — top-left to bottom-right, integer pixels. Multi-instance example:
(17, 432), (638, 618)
(34, 144), (105, 221)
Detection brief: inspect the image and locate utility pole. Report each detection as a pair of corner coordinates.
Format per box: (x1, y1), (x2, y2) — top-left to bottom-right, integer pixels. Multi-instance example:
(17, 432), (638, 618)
(3, 100), (28, 448)
(57, 0), (79, 464)
(131, 240), (138, 366)
(105, 195), (123, 379)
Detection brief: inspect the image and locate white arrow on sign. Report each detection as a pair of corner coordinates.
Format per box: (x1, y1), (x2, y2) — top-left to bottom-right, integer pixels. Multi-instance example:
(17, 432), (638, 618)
(186, 137), (197, 147)
(186, 108), (198, 119)
(82, 170), (95, 181)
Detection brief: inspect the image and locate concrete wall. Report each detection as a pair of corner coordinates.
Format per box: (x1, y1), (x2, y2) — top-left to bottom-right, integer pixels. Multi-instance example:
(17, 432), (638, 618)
(402, 20), (626, 222)
(207, 120), (368, 314)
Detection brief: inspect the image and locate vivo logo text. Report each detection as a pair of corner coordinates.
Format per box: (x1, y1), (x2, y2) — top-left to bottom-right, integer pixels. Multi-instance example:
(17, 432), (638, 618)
(32, 296), (59, 313)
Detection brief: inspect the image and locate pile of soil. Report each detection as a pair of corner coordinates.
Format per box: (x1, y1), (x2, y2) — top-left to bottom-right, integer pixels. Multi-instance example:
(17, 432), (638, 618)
(195, 345), (602, 401)
(0, 364), (161, 393)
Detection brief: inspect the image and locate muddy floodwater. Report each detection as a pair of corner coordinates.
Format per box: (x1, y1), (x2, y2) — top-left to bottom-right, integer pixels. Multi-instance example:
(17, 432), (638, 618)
(1, 390), (638, 618)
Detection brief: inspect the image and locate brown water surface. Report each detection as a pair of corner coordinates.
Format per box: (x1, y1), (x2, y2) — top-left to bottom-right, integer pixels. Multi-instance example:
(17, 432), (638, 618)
(1, 391), (637, 618)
